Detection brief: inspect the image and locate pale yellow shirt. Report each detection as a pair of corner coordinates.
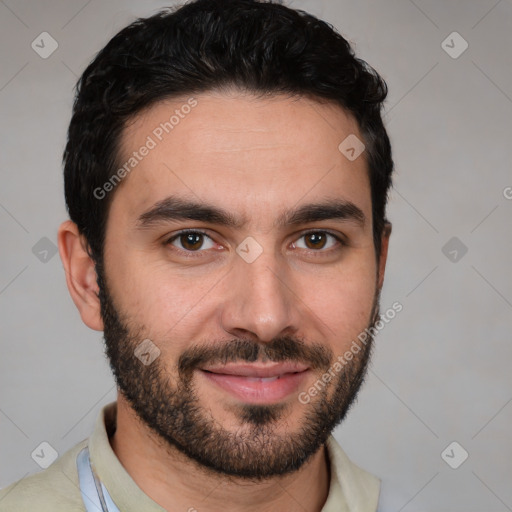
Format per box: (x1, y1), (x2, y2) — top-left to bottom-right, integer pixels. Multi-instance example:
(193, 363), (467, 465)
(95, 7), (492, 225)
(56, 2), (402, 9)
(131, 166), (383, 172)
(0, 402), (380, 511)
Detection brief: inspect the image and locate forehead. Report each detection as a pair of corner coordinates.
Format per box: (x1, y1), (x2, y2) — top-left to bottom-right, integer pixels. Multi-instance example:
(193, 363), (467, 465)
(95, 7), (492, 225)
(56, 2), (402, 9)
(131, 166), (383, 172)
(110, 91), (371, 228)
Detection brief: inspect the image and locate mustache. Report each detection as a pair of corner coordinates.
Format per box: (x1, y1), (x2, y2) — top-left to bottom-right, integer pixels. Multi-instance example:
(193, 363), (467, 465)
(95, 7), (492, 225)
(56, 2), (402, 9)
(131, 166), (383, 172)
(178, 336), (333, 376)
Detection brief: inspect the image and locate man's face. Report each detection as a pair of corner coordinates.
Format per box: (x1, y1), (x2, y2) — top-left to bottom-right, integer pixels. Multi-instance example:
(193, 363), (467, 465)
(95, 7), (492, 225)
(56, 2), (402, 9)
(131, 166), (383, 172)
(98, 91), (385, 479)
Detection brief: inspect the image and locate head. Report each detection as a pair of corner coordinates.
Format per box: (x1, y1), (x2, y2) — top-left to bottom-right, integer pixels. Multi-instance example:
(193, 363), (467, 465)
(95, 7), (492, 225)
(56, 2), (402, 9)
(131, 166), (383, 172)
(59, 0), (394, 480)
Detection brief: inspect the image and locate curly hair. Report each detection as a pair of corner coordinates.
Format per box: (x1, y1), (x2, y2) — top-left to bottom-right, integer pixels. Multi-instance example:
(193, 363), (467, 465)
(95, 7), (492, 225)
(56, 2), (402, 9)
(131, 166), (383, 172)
(63, 0), (393, 263)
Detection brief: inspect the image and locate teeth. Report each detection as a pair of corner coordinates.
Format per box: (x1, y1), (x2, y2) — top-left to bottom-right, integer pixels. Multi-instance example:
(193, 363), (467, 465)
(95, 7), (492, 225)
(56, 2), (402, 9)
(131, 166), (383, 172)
(244, 376), (280, 382)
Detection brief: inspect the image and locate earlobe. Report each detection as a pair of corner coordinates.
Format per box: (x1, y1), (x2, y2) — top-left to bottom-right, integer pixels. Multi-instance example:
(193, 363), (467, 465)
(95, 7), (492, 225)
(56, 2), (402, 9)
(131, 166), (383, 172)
(57, 220), (104, 331)
(377, 221), (392, 291)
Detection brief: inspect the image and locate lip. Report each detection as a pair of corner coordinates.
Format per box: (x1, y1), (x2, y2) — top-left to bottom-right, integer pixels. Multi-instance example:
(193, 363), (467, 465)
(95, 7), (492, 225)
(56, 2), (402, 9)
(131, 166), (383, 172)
(198, 363), (310, 404)
(201, 362), (310, 378)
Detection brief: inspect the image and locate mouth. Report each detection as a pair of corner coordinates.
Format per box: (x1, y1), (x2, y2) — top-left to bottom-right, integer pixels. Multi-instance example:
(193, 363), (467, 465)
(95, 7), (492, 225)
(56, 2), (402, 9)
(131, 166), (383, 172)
(198, 362), (310, 404)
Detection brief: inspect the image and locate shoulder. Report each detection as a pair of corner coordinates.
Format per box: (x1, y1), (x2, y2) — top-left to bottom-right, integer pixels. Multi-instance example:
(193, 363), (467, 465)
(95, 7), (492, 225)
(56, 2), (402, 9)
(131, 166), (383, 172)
(0, 440), (87, 512)
(325, 435), (381, 511)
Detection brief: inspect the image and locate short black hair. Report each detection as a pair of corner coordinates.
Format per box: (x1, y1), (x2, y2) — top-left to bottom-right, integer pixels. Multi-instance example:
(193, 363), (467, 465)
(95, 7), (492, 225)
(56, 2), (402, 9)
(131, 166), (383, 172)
(63, 0), (393, 264)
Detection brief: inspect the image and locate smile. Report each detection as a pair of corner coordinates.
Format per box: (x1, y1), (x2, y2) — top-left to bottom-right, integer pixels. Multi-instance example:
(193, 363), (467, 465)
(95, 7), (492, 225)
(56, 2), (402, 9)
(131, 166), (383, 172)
(198, 362), (310, 404)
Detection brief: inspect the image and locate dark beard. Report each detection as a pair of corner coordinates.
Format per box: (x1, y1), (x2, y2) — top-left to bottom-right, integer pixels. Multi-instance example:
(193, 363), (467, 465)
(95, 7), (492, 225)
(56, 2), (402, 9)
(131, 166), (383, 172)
(97, 264), (379, 481)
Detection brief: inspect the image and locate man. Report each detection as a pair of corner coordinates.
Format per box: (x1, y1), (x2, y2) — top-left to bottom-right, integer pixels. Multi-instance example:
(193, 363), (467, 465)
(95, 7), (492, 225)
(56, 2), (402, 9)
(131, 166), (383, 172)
(0, 0), (394, 510)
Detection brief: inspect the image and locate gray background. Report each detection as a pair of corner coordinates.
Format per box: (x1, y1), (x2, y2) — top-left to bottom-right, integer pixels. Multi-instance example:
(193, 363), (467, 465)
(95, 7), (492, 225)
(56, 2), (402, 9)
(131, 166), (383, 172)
(1, 0), (511, 510)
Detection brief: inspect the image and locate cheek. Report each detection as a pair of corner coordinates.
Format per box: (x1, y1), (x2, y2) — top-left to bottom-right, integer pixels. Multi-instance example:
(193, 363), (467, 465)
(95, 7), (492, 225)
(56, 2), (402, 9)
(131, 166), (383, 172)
(107, 252), (221, 348)
(303, 257), (377, 347)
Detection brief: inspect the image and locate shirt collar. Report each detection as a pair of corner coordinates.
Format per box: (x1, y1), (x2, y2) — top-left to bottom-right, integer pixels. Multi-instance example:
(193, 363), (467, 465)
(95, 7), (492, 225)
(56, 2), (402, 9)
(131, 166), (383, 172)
(89, 401), (380, 512)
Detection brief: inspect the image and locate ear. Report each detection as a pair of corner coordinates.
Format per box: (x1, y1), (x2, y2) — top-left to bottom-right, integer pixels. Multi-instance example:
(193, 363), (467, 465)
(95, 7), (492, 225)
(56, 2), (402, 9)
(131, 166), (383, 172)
(58, 220), (104, 331)
(377, 221), (392, 291)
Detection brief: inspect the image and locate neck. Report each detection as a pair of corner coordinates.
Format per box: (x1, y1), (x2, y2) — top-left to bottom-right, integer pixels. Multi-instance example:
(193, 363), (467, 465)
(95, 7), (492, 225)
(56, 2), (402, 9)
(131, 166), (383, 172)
(110, 396), (331, 512)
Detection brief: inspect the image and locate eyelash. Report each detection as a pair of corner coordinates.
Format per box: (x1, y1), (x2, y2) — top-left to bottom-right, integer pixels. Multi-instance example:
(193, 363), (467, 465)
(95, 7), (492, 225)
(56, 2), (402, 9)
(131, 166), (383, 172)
(164, 229), (345, 257)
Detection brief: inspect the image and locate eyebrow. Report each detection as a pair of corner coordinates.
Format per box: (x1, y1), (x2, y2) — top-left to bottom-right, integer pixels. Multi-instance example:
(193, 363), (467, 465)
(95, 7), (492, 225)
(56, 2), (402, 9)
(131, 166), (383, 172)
(136, 195), (365, 230)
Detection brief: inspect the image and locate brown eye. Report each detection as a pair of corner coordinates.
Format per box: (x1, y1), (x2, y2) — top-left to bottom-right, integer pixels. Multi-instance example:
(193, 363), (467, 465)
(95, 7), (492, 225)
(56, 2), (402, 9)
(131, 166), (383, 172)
(166, 231), (216, 252)
(180, 233), (204, 250)
(304, 232), (327, 249)
(293, 231), (341, 251)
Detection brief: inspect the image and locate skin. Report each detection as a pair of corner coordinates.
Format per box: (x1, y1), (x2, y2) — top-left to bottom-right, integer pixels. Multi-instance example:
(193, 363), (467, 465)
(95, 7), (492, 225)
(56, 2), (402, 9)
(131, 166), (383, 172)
(58, 90), (390, 512)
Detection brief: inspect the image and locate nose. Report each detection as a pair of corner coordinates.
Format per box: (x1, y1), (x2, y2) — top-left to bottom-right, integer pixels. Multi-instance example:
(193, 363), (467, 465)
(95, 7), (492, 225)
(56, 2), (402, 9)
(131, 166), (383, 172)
(220, 249), (300, 343)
